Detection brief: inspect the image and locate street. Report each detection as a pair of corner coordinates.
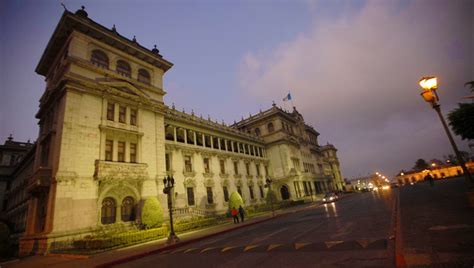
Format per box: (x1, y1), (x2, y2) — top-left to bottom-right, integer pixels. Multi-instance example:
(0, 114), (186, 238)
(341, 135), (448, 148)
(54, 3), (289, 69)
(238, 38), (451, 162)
(115, 189), (396, 268)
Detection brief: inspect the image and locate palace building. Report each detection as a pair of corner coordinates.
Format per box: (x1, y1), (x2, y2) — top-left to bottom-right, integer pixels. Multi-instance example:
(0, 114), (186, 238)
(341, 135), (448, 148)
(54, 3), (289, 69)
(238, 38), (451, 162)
(7, 7), (343, 255)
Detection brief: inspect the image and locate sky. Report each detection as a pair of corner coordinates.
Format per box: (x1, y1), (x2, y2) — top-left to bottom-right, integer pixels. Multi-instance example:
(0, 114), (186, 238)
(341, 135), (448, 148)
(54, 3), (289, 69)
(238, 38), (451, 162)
(0, 0), (473, 179)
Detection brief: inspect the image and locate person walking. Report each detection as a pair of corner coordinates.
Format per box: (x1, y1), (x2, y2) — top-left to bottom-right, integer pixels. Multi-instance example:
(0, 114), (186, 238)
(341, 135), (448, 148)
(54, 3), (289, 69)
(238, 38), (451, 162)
(231, 207), (239, 224)
(425, 173), (434, 187)
(238, 205), (245, 223)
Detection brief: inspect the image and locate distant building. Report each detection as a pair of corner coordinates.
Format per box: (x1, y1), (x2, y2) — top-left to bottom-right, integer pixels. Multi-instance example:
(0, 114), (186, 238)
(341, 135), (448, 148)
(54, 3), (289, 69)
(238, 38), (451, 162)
(395, 162), (474, 184)
(12, 8), (343, 255)
(0, 135), (33, 212)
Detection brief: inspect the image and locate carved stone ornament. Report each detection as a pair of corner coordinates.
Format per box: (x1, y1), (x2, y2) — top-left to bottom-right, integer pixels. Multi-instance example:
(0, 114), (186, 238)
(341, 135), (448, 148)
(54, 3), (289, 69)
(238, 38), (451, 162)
(184, 177), (197, 187)
(94, 160), (149, 182)
(203, 178), (215, 187)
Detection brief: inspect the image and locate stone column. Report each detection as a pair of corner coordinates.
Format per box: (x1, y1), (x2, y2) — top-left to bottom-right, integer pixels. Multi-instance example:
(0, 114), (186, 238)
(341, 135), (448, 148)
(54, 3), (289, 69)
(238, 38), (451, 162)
(202, 133), (206, 147)
(210, 135), (214, 148)
(173, 126), (177, 142)
(184, 128), (187, 144)
(193, 131), (197, 146)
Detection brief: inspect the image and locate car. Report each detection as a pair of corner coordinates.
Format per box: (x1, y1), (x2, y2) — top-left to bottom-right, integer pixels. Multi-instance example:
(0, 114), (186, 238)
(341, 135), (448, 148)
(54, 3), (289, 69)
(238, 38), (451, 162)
(322, 193), (339, 203)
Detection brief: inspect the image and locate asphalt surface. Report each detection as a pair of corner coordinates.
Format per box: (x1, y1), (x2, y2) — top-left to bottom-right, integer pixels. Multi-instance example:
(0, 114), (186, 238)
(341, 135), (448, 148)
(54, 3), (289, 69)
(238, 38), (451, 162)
(399, 177), (474, 267)
(115, 189), (396, 268)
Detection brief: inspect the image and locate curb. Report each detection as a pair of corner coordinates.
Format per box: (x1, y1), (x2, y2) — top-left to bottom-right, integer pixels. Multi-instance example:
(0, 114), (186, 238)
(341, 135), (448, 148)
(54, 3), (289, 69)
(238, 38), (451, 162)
(394, 189), (407, 268)
(95, 203), (320, 268)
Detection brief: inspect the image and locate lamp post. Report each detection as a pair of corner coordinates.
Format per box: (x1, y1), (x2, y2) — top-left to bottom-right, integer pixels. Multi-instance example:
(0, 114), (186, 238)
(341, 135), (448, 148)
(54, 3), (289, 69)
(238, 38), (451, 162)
(264, 177), (275, 217)
(163, 175), (179, 244)
(418, 76), (473, 185)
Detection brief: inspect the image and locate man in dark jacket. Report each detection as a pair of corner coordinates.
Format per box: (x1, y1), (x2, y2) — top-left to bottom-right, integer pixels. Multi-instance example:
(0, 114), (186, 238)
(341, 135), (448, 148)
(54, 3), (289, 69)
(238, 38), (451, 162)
(238, 206), (245, 222)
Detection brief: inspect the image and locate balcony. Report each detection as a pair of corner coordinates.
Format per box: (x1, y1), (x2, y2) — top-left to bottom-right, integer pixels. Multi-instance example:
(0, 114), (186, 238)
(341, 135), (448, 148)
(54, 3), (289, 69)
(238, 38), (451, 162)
(27, 167), (52, 193)
(94, 160), (148, 182)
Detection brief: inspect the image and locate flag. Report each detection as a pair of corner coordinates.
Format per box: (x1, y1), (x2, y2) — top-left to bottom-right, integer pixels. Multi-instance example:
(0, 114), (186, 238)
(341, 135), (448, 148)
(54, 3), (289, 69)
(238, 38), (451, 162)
(283, 93), (292, 101)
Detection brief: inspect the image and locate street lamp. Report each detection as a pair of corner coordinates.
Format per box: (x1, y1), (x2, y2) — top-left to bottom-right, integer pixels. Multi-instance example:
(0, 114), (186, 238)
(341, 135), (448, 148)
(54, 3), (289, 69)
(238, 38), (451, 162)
(163, 175), (179, 244)
(418, 76), (473, 184)
(264, 177), (275, 217)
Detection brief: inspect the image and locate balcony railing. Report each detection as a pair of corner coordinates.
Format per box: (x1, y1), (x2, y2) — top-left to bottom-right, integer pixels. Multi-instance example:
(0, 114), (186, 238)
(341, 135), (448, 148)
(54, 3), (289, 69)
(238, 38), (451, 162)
(94, 160), (148, 181)
(27, 167), (52, 193)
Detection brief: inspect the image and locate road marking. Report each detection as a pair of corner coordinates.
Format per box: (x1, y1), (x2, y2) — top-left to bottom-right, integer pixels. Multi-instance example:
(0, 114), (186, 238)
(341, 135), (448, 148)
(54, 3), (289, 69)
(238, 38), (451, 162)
(221, 246), (236, 252)
(356, 239), (370, 248)
(325, 241), (343, 249)
(171, 248), (187, 254)
(184, 248), (198, 253)
(243, 245), (259, 252)
(267, 244), (283, 251)
(200, 247), (216, 253)
(294, 243), (311, 250)
(428, 224), (471, 231)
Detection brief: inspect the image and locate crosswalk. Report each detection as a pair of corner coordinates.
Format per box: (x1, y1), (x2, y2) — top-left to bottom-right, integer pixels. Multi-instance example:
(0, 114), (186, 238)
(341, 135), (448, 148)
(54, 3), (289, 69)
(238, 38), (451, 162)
(160, 238), (388, 255)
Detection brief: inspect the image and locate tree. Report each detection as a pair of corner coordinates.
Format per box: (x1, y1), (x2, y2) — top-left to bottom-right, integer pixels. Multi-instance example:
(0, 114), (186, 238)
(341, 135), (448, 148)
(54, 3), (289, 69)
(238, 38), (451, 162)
(413, 159), (429, 171)
(228, 191), (244, 211)
(448, 81), (474, 140)
(141, 197), (164, 229)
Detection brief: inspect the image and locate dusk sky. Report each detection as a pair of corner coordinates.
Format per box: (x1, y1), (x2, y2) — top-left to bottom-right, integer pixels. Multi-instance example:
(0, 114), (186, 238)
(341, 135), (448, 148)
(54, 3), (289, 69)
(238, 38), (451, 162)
(0, 0), (472, 179)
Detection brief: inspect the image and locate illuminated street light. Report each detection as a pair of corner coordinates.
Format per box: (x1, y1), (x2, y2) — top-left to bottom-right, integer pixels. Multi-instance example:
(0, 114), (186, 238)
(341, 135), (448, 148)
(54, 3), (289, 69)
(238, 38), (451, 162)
(163, 175), (179, 244)
(418, 76), (472, 184)
(431, 163), (436, 167)
(401, 172), (404, 176)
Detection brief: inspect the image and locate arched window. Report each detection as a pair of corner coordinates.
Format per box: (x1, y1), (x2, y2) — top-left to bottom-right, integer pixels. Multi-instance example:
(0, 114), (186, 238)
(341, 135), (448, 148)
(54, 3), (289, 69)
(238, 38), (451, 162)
(91, 49), (109, 69)
(138, 69), (151, 84)
(255, 128), (261, 137)
(116, 60), (131, 78)
(267, 122), (274, 133)
(101, 197), (116, 224)
(121, 196), (135, 222)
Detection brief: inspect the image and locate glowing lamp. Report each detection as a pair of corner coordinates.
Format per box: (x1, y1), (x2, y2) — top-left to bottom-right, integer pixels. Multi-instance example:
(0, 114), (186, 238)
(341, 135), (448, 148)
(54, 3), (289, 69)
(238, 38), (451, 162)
(419, 76), (439, 104)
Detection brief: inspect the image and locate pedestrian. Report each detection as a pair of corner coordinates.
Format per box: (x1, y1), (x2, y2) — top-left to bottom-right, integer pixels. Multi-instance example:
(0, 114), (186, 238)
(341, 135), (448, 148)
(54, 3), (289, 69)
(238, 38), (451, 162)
(231, 207), (239, 224)
(238, 205), (245, 223)
(424, 173), (434, 187)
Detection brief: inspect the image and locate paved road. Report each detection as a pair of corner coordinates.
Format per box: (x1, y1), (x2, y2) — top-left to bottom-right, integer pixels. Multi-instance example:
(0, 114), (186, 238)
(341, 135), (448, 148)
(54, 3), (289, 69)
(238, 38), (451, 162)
(399, 176), (474, 267)
(115, 189), (396, 268)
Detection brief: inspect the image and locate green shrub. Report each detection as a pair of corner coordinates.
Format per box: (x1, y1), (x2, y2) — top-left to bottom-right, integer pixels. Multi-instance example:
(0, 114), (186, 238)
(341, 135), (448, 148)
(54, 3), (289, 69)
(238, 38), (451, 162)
(228, 191), (244, 211)
(142, 197), (164, 229)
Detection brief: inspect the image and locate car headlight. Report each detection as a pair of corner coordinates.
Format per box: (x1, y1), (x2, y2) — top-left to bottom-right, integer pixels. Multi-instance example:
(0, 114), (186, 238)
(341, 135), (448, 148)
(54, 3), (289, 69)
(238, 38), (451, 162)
(323, 198), (326, 201)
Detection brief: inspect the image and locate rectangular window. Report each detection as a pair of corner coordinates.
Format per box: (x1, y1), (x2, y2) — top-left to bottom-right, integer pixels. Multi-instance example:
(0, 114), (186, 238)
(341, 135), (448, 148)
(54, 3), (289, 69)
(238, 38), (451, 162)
(223, 186), (229, 202)
(207, 187), (214, 204)
(256, 164), (260, 176)
(130, 109), (137, 126)
(105, 139), (113, 161)
(187, 187), (195, 206)
(118, 141), (125, 162)
(237, 186), (242, 198)
(119, 105), (126, 123)
(233, 161), (239, 175)
(130, 143), (137, 163)
(259, 186), (264, 198)
(220, 159), (225, 174)
(265, 166), (269, 176)
(249, 186), (254, 200)
(107, 103), (115, 121)
(203, 158), (210, 173)
(303, 182), (309, 196)
(184, 156), (192, 172)
(245, 163), (250, 176)
(165, 154), (170, 171)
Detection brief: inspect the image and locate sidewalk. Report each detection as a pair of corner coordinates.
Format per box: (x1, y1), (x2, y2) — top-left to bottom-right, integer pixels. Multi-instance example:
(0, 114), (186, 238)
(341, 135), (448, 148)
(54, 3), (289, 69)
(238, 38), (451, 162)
(2, 201), (321, 268)
(399, 177), (474, 267)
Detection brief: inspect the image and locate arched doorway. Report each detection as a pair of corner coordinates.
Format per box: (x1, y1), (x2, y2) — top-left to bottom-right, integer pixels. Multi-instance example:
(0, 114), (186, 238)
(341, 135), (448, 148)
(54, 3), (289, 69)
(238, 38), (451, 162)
(280, 185), (290, 200)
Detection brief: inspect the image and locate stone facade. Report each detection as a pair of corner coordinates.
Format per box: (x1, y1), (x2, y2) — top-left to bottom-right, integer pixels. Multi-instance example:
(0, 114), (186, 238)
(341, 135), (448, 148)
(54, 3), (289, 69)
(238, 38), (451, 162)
(14, 8), (343, 255)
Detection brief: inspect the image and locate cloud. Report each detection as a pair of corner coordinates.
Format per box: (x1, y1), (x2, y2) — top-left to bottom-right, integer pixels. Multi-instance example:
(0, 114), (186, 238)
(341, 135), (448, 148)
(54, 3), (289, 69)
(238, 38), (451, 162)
(238, 0), (473, 177)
